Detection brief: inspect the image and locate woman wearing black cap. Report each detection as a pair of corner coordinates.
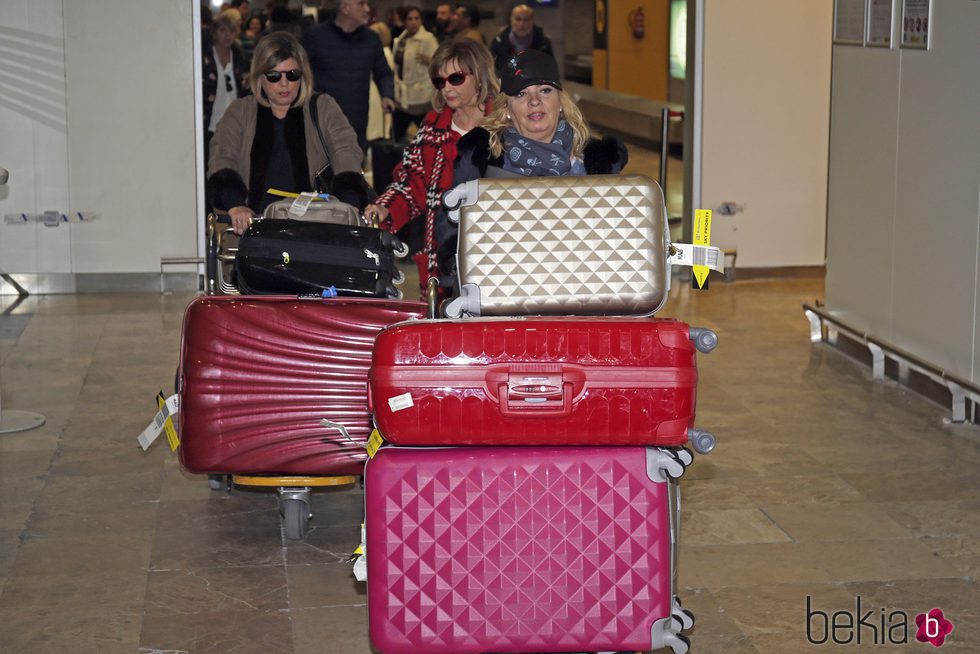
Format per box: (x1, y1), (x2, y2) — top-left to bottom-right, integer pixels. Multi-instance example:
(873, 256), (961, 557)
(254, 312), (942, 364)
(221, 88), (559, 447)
(436, 49), (628, 285)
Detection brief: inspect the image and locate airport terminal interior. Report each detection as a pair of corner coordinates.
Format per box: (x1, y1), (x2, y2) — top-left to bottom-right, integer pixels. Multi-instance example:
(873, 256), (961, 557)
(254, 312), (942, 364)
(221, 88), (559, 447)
(2, 135), (978, 653)
(2, 1), (980, 653)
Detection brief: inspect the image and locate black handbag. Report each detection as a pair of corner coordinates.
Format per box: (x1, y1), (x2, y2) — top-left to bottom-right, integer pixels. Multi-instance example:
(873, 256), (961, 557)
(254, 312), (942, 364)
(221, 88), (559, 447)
(308, 94), (334, 193)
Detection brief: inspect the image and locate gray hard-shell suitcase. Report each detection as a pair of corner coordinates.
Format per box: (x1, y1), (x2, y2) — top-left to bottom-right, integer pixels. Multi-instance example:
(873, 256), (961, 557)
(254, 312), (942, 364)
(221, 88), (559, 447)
(442, 174), (673, 318)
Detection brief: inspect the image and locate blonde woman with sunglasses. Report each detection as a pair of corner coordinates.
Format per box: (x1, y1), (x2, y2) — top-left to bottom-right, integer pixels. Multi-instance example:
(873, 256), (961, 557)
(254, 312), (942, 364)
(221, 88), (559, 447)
(363, 38), (497, 299)
(208, 31), (368, 235)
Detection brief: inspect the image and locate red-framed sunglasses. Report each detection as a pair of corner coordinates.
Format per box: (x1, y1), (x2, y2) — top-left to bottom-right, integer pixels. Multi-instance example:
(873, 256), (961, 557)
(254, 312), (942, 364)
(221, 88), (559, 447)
(431, 71), (467, 90)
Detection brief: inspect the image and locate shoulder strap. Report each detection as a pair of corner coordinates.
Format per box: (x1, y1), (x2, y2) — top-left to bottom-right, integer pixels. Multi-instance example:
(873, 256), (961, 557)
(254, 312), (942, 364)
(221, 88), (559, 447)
(308, 93), (332, 167)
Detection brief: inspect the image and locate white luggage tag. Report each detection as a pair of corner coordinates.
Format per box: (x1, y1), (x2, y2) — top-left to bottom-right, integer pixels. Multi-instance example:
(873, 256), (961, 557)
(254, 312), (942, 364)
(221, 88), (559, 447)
(668, 243), (724, 274)
(137, 393), (180, 451)
(288, 192), (319, 218)
(351, 523), (368, 581)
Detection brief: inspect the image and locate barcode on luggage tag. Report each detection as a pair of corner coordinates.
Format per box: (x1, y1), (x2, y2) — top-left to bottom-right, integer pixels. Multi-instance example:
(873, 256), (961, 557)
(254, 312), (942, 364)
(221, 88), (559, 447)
(288, 192), (316, 218)
(694, 247), (719, 268)
(669, 243), (724, 272)
(387, 393), (414, 412)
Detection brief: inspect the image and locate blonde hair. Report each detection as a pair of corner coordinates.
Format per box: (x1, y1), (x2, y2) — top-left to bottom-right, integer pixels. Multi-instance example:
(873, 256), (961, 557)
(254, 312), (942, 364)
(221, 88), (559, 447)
(249, 31), (314, 108)
(485, 89), (592, 158)
(369, 21), (392, 49)
(211, 12), (239, 36)
(428, 39), (498, 111)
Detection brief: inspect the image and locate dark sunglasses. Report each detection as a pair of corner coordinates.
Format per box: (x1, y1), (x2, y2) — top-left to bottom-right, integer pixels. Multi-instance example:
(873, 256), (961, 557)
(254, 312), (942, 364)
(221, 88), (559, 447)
(224, 73), (233, 93)
(431, 71), (467, 90)
(263, 69), (302, 83)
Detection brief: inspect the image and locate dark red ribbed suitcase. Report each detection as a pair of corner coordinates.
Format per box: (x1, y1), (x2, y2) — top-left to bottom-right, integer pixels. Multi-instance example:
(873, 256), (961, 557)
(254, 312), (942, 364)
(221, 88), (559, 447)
(177, 296), (424, 475)
(368, 317), (717, 447)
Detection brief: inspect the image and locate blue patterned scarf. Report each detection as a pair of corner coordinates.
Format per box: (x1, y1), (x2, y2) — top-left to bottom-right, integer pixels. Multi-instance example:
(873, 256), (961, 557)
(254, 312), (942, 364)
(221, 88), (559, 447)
(502, 118), (583, 176)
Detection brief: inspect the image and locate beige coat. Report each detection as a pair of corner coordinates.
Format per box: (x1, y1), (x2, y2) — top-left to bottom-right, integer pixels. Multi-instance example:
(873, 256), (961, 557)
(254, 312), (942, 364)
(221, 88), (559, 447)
(393, 26), (439, 110)
(208, 94), (363, 189)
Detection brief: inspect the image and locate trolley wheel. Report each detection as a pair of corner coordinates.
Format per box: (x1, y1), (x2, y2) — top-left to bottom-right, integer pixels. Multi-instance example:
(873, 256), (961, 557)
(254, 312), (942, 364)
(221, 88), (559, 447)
(208, 474), (227, 491)
(280, 497), (311, 541)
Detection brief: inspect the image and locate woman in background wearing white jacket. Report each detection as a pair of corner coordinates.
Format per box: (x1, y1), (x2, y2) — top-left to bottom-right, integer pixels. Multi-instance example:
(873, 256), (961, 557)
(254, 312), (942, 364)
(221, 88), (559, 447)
(391, 6), (438, 140)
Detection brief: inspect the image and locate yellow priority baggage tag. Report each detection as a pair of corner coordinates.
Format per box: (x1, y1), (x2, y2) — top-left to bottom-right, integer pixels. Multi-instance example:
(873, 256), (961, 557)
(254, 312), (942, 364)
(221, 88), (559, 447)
(157, 391), (180, 451)
(692, 209), (712, 290)
(366, 429), (385, 459)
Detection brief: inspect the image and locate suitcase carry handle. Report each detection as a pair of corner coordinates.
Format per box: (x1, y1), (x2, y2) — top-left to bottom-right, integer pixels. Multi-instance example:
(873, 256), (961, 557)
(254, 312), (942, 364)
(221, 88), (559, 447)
(496, 382), (574, 417)
(487, 365), (586, 418)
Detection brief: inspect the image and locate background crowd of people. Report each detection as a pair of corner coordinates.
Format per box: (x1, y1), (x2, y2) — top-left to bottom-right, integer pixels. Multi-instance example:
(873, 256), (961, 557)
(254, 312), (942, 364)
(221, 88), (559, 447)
(202, 1), (623, 301)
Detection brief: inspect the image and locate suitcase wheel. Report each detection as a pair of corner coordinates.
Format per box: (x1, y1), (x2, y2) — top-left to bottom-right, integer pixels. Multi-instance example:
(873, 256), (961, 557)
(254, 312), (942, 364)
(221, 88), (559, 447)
(688, 428), (716, 455)
(207, 474), (229, 491)
(667, 632), (691, 654)
(393, 267), (406, 285)
(280, 496), (312, 541)
(662, 453), (686, 481)
(673, 447), (694, 467)
(672, 607), (695, 631)
(393, 239), (410, 259)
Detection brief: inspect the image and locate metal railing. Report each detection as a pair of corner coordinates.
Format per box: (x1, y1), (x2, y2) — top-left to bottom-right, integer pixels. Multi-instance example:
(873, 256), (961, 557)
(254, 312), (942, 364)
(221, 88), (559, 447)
(804, 302), (978, 423)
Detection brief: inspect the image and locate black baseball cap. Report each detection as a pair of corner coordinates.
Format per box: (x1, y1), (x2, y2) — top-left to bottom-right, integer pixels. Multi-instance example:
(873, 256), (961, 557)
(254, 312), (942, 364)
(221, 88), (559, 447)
(499, 49), (562, 96)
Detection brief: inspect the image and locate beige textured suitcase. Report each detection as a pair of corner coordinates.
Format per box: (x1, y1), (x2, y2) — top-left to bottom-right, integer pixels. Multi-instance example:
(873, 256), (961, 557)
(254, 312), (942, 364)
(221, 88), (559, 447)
(443, 174), (672, 317)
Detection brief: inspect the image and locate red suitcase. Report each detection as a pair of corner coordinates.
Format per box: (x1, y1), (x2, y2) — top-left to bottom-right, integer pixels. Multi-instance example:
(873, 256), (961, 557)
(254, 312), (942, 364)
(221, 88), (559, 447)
(368, 317), (717, 448)
(177, 296), (424, 475)
(365, 445), (695, 654)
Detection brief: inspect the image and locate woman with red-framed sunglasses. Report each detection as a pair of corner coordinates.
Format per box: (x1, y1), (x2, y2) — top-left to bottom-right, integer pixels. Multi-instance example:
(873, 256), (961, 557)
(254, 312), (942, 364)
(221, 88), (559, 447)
(364, 38), (498, 300)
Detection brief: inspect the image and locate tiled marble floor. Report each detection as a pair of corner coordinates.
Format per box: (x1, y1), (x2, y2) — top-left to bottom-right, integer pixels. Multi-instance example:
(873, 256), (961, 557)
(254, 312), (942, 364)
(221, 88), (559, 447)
(1, 276), (978, 653)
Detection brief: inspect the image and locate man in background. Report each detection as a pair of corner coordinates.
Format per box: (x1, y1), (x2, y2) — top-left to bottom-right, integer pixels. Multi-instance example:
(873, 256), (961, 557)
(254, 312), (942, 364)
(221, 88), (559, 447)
(490, 4), (553, 69)
(433, 2), (455, 42)
(453, 4), (484, 44)
(303, 0), (395, 151)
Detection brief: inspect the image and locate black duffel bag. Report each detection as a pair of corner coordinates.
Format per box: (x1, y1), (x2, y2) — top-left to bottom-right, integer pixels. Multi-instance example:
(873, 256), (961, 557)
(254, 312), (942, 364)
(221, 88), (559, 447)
(235, 219), (407, 298)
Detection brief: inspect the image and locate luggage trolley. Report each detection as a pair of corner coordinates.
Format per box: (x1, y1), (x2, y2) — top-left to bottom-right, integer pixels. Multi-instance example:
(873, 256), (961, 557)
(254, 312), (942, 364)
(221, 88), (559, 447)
(205, 473), (359, 541)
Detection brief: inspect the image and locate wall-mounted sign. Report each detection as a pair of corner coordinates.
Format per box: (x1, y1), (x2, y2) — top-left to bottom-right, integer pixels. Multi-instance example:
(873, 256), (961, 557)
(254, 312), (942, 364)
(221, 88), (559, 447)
(901, 0), (931, 49)
(866, 0), (894, 47)
(834, 0), (866, 45)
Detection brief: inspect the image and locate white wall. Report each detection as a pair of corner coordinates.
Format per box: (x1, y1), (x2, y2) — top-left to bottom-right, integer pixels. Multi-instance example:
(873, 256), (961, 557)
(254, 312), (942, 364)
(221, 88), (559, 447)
(825, 0), (980, 381)
(697, 0), (832, 268)
(0, 0), (199, 287)
(64, 0), (199, 274)
(0, 0), (71, 276)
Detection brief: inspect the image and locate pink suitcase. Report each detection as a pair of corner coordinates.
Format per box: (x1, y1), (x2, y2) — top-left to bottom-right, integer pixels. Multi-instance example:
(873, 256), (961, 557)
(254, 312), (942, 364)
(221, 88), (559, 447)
(368, 317), (717, 451)
(177, 296), (424, 475)
(365, 445), (695, 654)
